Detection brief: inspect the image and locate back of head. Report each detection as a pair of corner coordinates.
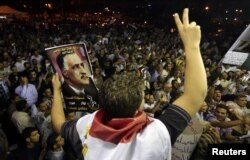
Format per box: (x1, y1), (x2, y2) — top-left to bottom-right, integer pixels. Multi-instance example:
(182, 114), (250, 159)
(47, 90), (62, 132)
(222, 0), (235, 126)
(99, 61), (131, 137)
(19, 72), (28, 79)
(16, 99), (28, 111)
(46, 133), (58, 151)
(22, 127), (37, 140)
(20, 127), (38, 147)
(99, 72), (144, 119)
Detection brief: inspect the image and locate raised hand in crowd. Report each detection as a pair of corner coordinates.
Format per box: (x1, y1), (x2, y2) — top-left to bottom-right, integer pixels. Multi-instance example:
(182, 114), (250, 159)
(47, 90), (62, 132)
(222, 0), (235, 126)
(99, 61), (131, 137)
(172, 8), (207, 117)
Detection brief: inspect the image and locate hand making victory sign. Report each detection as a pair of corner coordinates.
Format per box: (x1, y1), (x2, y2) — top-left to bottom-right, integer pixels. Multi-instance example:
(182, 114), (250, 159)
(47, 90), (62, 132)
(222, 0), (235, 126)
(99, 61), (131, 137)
(172, 8), (207, 118)
(173, 8), (201, 49)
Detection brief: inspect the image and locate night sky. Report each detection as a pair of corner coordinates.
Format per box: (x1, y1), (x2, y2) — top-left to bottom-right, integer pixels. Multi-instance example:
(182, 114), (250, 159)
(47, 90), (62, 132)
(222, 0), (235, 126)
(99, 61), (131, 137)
(1, 0), (249, 14)
(0, 0), (249, 29)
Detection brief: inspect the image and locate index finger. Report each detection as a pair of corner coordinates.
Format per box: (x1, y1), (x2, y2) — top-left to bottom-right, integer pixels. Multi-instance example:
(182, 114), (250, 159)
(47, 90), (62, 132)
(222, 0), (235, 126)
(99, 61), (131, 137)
(182, 8), (189, 26)
(173, 13), (182, 31)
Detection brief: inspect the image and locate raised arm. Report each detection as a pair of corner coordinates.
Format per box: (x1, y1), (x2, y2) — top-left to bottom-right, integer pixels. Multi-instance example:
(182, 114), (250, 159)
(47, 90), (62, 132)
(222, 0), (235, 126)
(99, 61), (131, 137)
(173, 8), (207, 117)
(51, 73), (66, 134)
(210, 117), (250, 128)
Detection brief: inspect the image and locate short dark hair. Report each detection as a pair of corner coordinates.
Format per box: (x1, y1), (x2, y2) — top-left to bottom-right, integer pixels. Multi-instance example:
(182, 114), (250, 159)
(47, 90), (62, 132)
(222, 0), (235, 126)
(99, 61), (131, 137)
(16, 99), (27, 111)
(56, 50), (76, 70)
(216, 103), (229, 113)
(99, 72), (144, 119)
(214, 85), (223, 92)
(56, 53), (66, 70)
(235, 93), (246, 100)
(21, 127), (38, 144)
(46, 132), (58, 150)
(24, 62), (30, 67)
(19, 72), (28, 78)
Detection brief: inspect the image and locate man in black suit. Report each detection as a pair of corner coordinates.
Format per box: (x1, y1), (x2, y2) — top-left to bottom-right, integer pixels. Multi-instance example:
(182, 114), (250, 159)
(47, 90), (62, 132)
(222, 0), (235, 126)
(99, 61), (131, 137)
(56, 50), (98, 111)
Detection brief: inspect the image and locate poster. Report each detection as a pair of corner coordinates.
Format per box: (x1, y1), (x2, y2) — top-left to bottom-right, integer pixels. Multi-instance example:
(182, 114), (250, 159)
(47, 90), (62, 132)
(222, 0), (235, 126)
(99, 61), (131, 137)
(172, 118), (203, 160)
(221, 25), (250, 70)
(46, 43), (99, 112)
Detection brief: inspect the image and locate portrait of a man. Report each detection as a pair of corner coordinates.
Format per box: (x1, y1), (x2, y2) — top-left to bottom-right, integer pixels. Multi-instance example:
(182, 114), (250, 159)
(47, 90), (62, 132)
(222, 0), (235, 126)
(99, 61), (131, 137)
(46, 43), (99, 111)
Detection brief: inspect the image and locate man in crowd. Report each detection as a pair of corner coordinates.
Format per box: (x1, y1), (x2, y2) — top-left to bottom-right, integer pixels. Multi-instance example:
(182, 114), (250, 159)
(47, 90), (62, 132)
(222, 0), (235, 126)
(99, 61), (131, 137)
(51, 9), (207, 159)
(207, 103), (250, 141)
(15, 73), (38, 107)
(14, 56), (26, 73)
(51, 8), (207, 159)
(8, 66), (20, 92)
(0, 73), (10, 110)
(226, 93), (249, 135)
(15, 127), (44, 160)
(207, 85), (223, 114)
(227, 93), (249, 120)
(11, 100), (35, 134)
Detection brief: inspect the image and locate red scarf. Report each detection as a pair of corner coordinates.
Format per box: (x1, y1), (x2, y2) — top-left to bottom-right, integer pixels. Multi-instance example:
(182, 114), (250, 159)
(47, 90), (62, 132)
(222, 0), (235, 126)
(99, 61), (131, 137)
(90, 109), (152, 144)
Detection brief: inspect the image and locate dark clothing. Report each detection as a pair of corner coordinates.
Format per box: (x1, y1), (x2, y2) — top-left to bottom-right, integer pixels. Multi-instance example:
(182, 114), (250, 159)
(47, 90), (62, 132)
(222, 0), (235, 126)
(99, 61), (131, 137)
(158, 104), (191, 144)
(61, 120), (83, 159)
(8, 73), (19, 93)
(61, 77), (99, 112)
(11, 144), (42, 160)
(96, 54), (114, 79)
(0, 82), (10, 110)
(61, 78), (98, 99)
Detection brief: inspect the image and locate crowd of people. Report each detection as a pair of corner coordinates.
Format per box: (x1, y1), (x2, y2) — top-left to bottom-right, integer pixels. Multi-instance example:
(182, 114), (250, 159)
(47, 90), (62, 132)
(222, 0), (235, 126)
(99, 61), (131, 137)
(0, 8), (250, 160)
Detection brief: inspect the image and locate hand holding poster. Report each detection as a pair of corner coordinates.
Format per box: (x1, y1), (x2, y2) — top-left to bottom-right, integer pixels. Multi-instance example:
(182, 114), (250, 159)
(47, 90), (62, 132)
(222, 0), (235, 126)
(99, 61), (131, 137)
(46, 43), (99, 112)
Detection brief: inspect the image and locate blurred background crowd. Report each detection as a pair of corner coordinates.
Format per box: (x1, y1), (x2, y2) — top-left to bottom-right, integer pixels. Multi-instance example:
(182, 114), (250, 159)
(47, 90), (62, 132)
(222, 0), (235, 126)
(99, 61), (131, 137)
(0, 0), (250, 159)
